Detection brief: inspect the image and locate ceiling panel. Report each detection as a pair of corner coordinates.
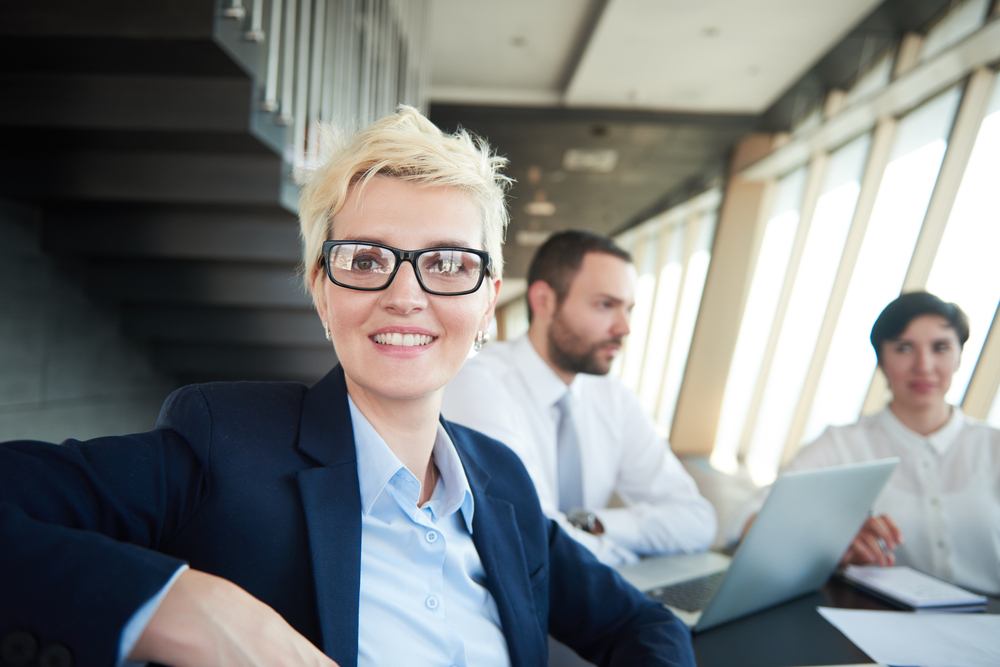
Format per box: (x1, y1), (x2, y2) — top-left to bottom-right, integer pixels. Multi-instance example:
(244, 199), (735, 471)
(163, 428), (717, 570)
(565, 0), (886, 112)
(429, 0), (600, 105)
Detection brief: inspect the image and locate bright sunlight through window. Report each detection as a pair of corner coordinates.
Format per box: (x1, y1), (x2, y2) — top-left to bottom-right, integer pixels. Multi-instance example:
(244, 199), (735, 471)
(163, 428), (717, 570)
(925, 77), (1000, 405)
(711, 168), (806, 474)
(803, 86), (961, 445)
(744, 133), (871, 484)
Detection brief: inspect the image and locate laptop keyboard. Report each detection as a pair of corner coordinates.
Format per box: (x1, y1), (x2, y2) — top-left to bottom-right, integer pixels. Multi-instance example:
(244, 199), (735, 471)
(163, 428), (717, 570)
(646, 570), (726, 612)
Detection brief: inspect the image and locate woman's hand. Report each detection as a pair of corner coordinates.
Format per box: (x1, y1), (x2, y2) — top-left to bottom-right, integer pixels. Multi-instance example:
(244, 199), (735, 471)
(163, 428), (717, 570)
(130, 569), (339, 667)
(840, 514), (903, 567)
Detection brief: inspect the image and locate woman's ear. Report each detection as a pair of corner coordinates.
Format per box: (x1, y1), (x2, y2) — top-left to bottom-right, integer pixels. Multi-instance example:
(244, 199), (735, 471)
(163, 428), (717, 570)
(479, 276), (502, 331)
(310, 264), (330, 328)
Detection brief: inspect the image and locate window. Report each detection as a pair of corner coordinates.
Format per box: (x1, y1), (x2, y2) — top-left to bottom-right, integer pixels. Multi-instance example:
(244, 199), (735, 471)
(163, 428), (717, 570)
(919, 0), (990, 62)
(698, 1), (1000, 469)
(610, 190), (720, 437)
(743, 133), (872, 484)
(657, 210), (716, 435)
(989, 379), (1000, 428)
(845, 50), (893, 107)
(711, 167), (807, 473)
(924, 76), (1000, 404)
(803, 86), (962, 444)
(638, 224), (685, 415)
(620, 233), (659, 393)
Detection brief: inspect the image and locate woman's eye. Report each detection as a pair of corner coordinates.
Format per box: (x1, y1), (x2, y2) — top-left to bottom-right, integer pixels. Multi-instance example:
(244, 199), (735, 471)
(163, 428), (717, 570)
(425, 256), (466, 275)
(352, 253), (384, 272)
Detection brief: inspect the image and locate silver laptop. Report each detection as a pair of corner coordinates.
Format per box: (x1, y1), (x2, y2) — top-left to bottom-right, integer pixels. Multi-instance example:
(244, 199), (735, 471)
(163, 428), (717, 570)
(616, 458), (899, 632)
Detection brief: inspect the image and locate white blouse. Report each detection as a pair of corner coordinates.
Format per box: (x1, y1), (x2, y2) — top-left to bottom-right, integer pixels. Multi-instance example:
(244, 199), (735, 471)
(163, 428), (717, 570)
(728, 407), (1000, 595)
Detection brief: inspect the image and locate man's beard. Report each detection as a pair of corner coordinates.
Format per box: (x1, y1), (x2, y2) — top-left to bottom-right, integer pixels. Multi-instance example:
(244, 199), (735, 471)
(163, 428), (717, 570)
(547, 310), (621, 376)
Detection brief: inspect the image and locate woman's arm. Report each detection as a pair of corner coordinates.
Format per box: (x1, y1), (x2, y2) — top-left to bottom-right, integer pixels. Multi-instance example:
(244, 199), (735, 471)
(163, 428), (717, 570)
(132, 569), (337, 667)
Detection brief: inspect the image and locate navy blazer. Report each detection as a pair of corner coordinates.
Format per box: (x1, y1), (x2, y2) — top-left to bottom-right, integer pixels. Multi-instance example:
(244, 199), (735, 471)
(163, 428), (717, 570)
(1, 366), (694, 667)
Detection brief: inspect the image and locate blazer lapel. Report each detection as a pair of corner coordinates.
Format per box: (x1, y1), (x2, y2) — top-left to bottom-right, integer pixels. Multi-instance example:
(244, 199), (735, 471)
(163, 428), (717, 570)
(447, 421), (547, 667)
(296, 366), (363, 667)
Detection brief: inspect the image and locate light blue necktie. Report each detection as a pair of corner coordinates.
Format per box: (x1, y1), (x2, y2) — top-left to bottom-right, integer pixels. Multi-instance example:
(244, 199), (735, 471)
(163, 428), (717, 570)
(556, 391), (583, 512)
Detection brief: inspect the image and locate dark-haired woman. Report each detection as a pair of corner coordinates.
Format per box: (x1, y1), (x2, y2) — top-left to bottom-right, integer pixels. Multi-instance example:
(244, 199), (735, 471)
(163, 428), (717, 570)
(731, 292), (1000, 596)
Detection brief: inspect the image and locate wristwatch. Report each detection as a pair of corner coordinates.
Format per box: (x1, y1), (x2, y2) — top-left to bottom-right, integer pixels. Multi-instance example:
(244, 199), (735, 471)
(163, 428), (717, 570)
(566, 508), (601, 534)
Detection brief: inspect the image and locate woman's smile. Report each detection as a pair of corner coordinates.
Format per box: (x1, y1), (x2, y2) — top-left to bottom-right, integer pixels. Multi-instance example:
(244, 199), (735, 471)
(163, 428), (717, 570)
(372, 332), (436, 347)
(311, 175), (500, 404)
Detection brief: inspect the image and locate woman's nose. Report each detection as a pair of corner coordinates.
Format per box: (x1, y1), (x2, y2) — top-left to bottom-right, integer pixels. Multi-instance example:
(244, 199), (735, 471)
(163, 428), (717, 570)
(914, 348), (933, 372)
(381, 261), (427, 313)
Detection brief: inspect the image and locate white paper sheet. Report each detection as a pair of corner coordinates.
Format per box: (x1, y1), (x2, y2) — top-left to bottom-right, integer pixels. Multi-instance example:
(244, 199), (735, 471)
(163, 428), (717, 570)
(818, 607), (1000, 667)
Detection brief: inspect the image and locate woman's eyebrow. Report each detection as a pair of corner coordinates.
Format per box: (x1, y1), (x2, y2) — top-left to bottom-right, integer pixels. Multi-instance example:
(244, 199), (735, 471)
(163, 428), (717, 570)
(330, 236), (478, 248)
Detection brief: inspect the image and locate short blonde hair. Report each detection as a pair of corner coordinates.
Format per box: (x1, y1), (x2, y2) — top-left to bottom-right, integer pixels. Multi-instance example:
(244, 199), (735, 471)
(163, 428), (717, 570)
(298, 106), (511, 292)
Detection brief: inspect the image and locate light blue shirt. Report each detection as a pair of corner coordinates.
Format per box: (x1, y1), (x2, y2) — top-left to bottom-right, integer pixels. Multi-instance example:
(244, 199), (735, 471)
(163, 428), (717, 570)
(118, 398), (510, 667)
(349, 396), (511, 667)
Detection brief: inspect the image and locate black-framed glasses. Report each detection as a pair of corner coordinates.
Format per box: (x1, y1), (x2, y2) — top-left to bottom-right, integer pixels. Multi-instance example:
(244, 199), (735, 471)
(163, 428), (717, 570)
(320, 241), (493, 296)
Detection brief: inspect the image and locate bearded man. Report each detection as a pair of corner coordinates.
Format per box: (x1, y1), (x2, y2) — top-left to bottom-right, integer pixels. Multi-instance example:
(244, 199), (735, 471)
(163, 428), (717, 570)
(442, 230), (716, 566)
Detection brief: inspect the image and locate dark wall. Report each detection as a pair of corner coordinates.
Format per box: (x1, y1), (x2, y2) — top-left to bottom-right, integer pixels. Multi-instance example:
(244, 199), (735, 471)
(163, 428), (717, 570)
(0, 198), (179, 443)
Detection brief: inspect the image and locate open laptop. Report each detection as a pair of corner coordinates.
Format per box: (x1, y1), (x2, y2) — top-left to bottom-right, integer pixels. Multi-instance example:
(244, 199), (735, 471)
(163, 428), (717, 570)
(616, 458), (899, 632)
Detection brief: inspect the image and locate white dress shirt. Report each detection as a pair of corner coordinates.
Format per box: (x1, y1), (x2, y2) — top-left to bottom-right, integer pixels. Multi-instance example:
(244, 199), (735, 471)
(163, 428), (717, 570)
(350, 397), (510, 667)
(441, 335), (716, 566)
(727, 406), (1000, 595)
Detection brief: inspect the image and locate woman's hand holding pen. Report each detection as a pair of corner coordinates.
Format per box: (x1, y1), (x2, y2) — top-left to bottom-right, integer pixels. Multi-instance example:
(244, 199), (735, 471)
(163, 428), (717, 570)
(840, 513), (903, 567)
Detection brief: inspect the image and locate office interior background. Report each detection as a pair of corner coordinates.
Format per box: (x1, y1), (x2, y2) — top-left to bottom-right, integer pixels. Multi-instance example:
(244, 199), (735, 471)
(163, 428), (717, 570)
(3, 0), (999, 527)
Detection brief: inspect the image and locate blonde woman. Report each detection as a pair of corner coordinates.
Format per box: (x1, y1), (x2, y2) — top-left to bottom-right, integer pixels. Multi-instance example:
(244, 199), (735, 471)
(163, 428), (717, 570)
(1, 108), (695, 666)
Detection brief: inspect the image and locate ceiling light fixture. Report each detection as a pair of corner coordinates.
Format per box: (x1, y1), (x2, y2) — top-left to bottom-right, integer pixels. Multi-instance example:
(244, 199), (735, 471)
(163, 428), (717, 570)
(524, 201), (556, 216)
(516, 230), (552, 247)
(563, 148), (618, 173)
(525, 189), (555, 216)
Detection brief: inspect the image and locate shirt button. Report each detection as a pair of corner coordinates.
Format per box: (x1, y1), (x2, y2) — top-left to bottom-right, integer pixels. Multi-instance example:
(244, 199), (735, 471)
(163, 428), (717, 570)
(930, 497), (940, 506)
(922, 460), (931, 469)
(425, 530), (438, 543)
(937, 539), (946, 549)
(426, 596), (439, 610)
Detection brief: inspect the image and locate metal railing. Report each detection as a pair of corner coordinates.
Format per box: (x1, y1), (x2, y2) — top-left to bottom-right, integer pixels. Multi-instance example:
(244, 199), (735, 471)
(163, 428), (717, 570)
(214, 0), (430, 194)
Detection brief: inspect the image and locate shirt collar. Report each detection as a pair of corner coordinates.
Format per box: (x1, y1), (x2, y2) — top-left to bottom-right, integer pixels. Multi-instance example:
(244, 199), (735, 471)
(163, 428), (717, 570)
(348, 395), (474, 532)
(511, 334), (579, 408)
(877, 404), (965, 455)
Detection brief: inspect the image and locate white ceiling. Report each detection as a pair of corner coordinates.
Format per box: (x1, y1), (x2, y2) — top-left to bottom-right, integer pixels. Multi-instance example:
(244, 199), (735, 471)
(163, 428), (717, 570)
(429, 0), (885, 113)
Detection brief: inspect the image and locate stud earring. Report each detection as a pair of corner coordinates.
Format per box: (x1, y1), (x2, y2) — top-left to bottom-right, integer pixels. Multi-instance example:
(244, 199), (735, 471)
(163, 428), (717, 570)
(323, 322), (331, 341)
(473, 330), (490, 352)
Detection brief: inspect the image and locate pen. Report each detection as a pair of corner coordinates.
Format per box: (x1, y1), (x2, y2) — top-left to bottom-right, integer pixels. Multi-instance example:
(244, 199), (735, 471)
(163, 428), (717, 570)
(869, 510), (890, 563)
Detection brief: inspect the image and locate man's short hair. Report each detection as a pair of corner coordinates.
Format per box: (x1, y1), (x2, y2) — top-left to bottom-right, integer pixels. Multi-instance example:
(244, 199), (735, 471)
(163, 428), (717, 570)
(870, 291), (969, 361)
(526, 230), (631, 321)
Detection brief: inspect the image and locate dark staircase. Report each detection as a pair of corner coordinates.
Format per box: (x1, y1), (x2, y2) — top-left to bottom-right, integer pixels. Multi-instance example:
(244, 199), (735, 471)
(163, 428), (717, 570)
(0, 0), (337, 385)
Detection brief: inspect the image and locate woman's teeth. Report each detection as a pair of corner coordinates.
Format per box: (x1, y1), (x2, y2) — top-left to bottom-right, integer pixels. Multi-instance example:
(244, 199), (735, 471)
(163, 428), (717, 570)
(373, 333), (433, 347)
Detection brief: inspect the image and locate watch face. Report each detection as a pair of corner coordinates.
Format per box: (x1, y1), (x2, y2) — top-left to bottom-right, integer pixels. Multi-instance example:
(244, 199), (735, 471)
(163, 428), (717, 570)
(568, 509), (596, 533)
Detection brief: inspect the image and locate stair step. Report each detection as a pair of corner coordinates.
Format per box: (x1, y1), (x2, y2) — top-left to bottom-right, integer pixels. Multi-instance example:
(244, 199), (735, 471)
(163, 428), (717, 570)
(1, 149), (285, 204)
(43, 204), (299, 263)
(2, 0), (215, 41)
(0, 73), (254, 132)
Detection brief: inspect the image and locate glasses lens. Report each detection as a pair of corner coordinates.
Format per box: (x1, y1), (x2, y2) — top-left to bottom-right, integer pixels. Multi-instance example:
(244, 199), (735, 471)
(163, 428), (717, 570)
(417, 249), (485, 294)
(328, 243), (396, 288)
